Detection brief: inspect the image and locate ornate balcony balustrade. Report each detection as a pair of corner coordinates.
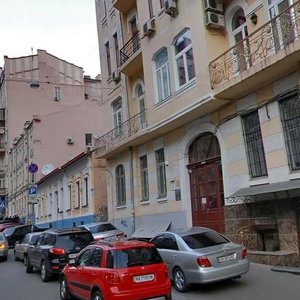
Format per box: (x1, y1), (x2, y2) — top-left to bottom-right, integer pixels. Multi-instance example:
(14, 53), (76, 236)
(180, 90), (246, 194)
(94, 110), (147, 156)
(209, 1), (300, 89)
(120, 32), (141, 65)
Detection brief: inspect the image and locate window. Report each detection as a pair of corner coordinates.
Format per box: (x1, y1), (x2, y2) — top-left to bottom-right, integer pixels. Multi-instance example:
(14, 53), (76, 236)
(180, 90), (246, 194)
(113, 33), (120, 68)
(59, 188), (63, 212)
(112, 98), (123, 136)
(135, 83), (146, 128)
(82, 176), (89, 207)
(105, 42), (112, 76)
(140, 155), (149, 201)
(155, 148), (167, 197)
(155, 48), (171, 102)
(279, 93), (300, 170)
(116, 165), (126, 206)
(174, 30), (195, 88)
(148, 0), (154, 18)
(48, 193), (52, 216)
(67, 184), (72, 210)
(54, 190), (59, 213)
(76, 180), (80, 208)
(242, 110), (268, 178)
(54, 87), (61, 100)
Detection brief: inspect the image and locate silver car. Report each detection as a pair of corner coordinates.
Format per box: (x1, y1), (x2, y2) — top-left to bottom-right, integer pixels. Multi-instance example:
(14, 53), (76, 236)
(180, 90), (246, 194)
(0, 232), (9, 261)
(14, 232), (42, 264)
(150, 227), (250, 292)
(78, 222), (125, 241)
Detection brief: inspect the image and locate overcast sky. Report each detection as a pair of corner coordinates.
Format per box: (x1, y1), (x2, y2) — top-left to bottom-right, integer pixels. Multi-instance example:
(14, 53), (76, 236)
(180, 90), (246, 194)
(0, 0), (100, 77)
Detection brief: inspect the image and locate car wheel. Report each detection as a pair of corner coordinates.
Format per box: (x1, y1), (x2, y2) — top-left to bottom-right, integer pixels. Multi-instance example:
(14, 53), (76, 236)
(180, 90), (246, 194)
(26, 258), (33, 273)
(41, 260), (51, 282)
(173, 267), (188, 292)
(92, 290), (104, 300)
(60, 276), (72, 300)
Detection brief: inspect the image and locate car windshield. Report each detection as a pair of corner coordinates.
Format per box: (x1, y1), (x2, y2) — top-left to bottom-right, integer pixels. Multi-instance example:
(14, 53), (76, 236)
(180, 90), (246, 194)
(107, 247), (163, 268)
(3, 227), (15, 235)
(88, 223), (116, 234)
(56, 233), (93, 251)
(182, 231), (230, 249)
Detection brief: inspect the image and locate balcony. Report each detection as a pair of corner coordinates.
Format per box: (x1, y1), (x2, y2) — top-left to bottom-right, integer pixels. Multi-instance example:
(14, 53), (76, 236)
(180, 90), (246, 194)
(209, 1), (300, 99)
(112, 0), (136, 14)
(94, 110), (147, 158)
(119, 32), (142, 77)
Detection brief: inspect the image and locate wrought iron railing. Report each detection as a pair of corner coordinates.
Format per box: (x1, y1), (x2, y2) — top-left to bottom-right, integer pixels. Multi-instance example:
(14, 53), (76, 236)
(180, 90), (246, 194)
(94, 110), (147, 156)
(120, 32), (141, 65)
(209, 1), (300, 89)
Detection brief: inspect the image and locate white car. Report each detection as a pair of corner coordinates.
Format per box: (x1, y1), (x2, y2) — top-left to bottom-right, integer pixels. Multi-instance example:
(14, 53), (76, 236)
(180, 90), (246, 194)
(78, 222), (125, 241)
(150, 227), (250, 292)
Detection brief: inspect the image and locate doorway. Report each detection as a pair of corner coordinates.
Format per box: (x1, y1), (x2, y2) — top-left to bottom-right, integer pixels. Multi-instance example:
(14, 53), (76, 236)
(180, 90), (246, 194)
(188, 133), (224, 232)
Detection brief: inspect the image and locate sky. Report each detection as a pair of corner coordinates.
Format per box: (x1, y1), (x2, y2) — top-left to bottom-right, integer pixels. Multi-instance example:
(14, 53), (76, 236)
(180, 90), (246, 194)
(0, 0), (100, 78)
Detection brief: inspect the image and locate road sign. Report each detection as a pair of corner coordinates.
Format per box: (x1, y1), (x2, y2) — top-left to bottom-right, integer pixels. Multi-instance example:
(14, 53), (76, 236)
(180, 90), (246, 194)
(28, 163), (38, 173)
(28, 184), (37, 198)
(0, 201), (5, 208)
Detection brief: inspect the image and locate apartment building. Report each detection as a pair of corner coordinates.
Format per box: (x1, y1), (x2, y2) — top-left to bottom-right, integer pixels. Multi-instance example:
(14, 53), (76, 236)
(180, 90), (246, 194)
(94, 0), (300, 265)
(36, 152), (107, 229)
(0, 50), (104, 223)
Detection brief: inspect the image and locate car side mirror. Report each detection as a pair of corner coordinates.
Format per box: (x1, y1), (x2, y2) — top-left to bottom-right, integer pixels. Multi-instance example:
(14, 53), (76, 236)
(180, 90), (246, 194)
(68, 258), (77, 267)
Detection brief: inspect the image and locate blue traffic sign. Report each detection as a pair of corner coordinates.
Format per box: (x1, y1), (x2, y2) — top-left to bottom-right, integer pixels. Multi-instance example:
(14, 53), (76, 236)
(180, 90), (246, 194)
(28, 163), (38, 173)
(28, 184), (37, 198)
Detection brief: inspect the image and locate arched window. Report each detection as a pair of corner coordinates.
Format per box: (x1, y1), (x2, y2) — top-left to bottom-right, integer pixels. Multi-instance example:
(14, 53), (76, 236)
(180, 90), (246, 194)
(174, 29), (195, 88)
(115, 165), (126, 206)
(135, 83), (146, 128)
(154, 48), (171, 102)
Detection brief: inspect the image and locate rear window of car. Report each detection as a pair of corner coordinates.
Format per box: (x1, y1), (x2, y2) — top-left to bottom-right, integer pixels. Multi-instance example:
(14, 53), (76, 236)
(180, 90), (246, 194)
(106, 246), (163, 268)
(88, 223), (116, 234)
(56, 233), (93, 250)
(182, 231), (230, 249)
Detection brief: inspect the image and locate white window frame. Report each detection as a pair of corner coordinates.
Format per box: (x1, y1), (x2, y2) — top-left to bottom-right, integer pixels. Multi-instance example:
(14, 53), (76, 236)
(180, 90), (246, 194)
(82, 175), (89, 207)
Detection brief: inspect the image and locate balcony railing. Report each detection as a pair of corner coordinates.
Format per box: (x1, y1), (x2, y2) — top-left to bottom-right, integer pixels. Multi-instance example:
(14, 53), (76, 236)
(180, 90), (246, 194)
(94, 110), (147, 156)
(209, 1), (300, 89)
(120, 32), (141, 65)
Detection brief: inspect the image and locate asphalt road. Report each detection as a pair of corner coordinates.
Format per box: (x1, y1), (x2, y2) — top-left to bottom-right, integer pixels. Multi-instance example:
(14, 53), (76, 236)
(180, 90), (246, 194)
(0, 250), (299, 300)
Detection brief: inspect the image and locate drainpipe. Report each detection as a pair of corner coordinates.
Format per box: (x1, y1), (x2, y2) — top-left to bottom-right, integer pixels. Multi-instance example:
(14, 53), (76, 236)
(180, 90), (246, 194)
(129, 146), (135, 234)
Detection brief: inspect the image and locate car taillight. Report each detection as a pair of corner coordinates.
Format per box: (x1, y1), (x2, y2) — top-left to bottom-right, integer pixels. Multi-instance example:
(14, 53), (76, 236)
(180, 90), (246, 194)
(116, 233), (124, 238)
(49, 248), (65, 255)
(0, 243), (6, 249)
(197, 256), (212, 268)
(105, 272), (120, 284)
(242, 247), (247, 259)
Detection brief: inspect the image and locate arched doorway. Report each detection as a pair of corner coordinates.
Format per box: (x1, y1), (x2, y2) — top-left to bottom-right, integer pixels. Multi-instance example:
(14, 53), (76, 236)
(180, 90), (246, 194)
(187, 132), (224, 232)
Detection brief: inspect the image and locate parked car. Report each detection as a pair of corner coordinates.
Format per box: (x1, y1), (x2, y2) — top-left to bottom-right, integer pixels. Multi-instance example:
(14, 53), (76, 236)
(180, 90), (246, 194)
(14, 232), (43, 264)
(3, 224), (46, 248)
(59, 240), (172, 300)
(150, 227), (250, 292)
(26, 227), (94, 282)
(78, 222), (125, 241)
(0, 232), (9, 261)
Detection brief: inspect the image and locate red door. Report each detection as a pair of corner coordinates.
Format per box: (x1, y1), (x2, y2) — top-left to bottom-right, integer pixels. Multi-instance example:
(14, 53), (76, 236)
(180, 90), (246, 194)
(188, 133), (224, 232)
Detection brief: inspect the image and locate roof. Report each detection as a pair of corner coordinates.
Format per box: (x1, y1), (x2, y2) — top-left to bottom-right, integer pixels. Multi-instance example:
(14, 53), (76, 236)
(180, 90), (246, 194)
(230, 180), (300, 198)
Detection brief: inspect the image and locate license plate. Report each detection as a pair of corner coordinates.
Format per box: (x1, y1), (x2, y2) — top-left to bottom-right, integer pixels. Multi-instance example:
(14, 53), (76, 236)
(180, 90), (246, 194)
(133, 274), (155, 283)
(218, 253), (236, 263)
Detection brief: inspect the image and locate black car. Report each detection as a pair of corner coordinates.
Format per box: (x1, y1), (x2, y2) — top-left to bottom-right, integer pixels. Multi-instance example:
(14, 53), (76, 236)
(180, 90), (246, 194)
(3, 224), (46, 248)
(26, 227), (94, 282)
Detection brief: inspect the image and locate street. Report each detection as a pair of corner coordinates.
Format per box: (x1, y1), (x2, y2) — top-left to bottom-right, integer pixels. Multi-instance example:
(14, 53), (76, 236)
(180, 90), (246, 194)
(0, 250), (299, 300)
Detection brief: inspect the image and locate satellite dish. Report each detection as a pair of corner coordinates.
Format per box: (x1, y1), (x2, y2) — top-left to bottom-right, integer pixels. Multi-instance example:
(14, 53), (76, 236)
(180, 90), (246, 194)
(41, 163), (54, 175)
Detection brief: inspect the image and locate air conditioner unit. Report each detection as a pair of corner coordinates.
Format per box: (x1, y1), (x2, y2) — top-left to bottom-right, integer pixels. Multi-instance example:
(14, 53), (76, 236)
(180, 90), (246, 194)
(204, 0), (223, 13)
(164, 0), (178, 17)
(112, 69), (121, 82)
(143, 18), (155, 37)
(205, 11), (225, 29)
(67, 137), (74, 145)
(86, 145), (93, 152)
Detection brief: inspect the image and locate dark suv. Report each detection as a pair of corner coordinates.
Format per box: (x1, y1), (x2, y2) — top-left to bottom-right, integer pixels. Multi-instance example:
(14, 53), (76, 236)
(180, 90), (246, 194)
(26, 227), (94, 282)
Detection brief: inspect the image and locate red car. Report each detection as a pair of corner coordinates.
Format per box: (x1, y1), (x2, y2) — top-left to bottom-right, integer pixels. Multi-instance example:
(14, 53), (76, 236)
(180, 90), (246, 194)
(60, 240), (172, 300)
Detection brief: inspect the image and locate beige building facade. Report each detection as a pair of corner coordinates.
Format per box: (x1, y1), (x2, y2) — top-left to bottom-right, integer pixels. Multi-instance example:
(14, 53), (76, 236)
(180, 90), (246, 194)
(94, 0), (300, 266)
(0, 50), (104, 223)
